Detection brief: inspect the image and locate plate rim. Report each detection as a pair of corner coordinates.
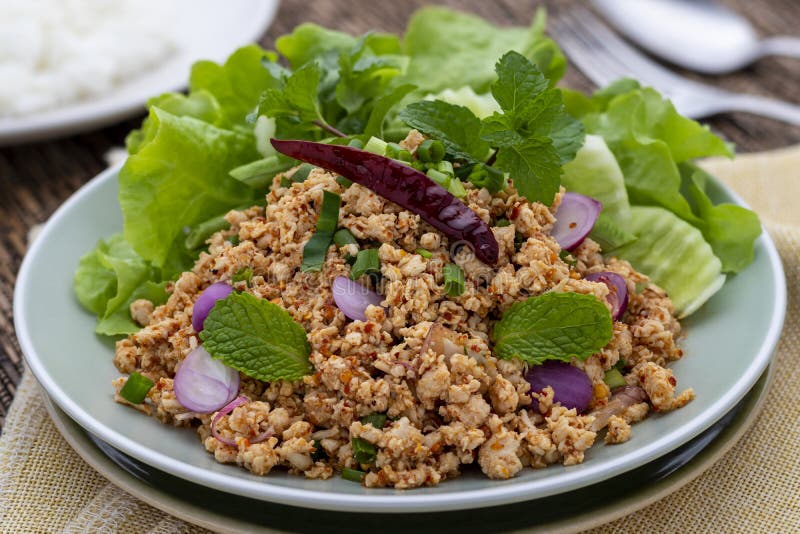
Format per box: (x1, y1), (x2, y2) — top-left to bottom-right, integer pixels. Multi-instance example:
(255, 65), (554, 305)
(14, 164), (787, 513)
(39, 364), (775, 534)
(0, 0), (280, 145)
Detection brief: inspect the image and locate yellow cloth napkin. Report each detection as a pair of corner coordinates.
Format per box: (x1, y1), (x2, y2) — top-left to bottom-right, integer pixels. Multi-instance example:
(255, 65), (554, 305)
(1, 148), (799, 533)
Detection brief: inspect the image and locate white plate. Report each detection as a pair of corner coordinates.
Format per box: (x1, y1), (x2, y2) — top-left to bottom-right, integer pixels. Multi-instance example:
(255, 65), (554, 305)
(0, 0), (279, 145)
(14, 165), (786, 513)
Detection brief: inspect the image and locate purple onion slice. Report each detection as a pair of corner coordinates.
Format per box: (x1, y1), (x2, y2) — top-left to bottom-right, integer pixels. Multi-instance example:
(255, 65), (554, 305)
(552, 192), (602, 251)
(332, 276), (384, 322)
(192, 282), (233, 332)
(585, 271), (629, 321)
(525, 360), (593, 413)
(210, 395), (274, 447)
(588, 385), (647, 432)
(173, 346), (239, 414)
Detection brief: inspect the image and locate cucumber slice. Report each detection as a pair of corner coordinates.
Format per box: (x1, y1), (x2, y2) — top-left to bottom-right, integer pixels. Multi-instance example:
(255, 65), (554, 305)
(561, 135), (631, 222)
(614, 206), (725, 317)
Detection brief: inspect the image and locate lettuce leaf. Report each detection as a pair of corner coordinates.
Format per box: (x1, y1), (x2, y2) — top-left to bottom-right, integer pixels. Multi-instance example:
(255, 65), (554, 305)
(74, 234), (169, 336)
(403, 7), (565, 94)
(119, 108), (260, 272)
(578, 81), (758, 274)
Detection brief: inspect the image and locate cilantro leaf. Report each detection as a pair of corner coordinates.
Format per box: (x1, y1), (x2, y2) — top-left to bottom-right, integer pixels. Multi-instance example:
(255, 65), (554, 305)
(494, 138), (561, 204)
(200, 292), (312, 381)
(397, 100), (489, 162)
(492, 292), (613, 365)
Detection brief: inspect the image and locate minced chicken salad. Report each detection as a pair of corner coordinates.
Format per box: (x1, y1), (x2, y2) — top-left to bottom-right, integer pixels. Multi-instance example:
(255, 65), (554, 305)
(74, 8), (761, 488)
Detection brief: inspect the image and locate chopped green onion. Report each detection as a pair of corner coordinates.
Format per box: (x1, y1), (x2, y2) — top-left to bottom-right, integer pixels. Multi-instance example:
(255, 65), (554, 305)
(185, 215), (230, 251)
(426, 168), (450, 187)
(348, 138), (364, 149)
(351, 437), (377, 465)
(434, 160), (454, 176)
(334, 228), (358, 248)
(350, 249), (380, 279)
(311, 439), (327, 461)
(495, 218), (511, 227)
(231, 266), (254, 286)
(361, 413), (388, 429)
(120, 372), (154, 404)
(229, 155), (295, 188)
(448, 178), (467, 199)
(385, 142), (403, 159)
(614, 358), (628, 372)
(336, 175), (353, 188)
(279, 176), (292, 188)
(559, 249), (577, 267)
(397, 149), (412, 162)
(603, 368), (627, 389)
(291, 163), (315, 183)
(415, 248), (433, 259)
(417, 139), (445, 162)
(363, 136), (388, 156)
(342, 467), (366, 483)
(467, 163), (505, 194)
(514, 232), (527, 251)
(443, 263), (465, 297)
(226, 234), (240, 246)
(301, 191), (341, 272)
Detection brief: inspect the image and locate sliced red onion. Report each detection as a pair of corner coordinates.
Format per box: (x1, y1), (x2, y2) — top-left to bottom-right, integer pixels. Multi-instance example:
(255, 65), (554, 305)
(552, 192), (602, 251)
(421, 323), (464, 358)
(585, 271), (629, 321)
(332, 276), (383, 321)
(525, 360), (593, 412)
(588, 385), (647, 432)
(174, 346), (239, 414)
(211, 395), (274, 447)
(192, 282), (233, 332)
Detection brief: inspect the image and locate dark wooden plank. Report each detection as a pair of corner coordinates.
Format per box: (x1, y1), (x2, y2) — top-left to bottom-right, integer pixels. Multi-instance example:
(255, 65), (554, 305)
(0, 0), (798, 427)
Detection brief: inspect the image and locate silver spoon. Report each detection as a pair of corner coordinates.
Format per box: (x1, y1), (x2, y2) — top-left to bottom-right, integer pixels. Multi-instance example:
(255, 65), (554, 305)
(592, 0), (800, 74)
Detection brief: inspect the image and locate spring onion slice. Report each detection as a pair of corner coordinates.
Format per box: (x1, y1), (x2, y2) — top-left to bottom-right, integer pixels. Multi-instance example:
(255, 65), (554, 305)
(342, 467), (367, 482)
(361, 413), (387, 429)
(350, 249), (380, 279)
(443, 263), (465, 297)
(415, 248), (433, 259)
(334, 228), (358, 248)
(351, 437), (377, 465)
(120, 372), (154, 404)
(301, 190), (341, 272)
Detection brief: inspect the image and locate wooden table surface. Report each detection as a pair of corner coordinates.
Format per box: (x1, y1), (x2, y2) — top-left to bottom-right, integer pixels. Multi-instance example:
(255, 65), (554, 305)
(1, 0), (798, 427)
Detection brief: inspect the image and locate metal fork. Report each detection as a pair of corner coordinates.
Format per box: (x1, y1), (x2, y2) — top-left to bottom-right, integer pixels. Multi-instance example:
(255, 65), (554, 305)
(550, 7), (800, 125)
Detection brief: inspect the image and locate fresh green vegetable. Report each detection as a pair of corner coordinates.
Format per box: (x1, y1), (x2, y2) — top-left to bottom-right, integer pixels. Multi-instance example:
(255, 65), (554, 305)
(492, 292), (613, 365)
(302, 191), (341, 272)
(351, 438), (377, 465)
(342, 467), (366, 482)
(614, 206), (725, 317)
(603, 368), (627, 390)
(229, 155), (295, 189)
(333, 228), (358, 248)
(415, 248), (433, 259)
(402, 7), (565, 93)
(363, 136), (388, 155)
(361, 413), (388, 428)
(119, 372), (154, 404)
(290, 163), (316, 183)
(184, 214), (231, 251)
(416, 139), (445, 162)
(74, 234), (169, 336)
(232, 267), (254, 285)
(200, 292), (312, 381)
(350, 249), (380, 280)
(311, 440), (327, 461)
(443, 263), (465, 297)
(399, 100), (489, 163)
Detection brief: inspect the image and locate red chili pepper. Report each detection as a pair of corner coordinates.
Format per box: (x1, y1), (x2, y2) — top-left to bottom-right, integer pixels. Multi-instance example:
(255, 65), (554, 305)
(271, 139), (499, 265)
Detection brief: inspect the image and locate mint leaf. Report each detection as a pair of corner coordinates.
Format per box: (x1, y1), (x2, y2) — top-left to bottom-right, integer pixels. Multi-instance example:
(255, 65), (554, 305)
(483, 51), (584, 204)
(398, 100), (489, 162)
(363, 83), (416, 138)
(200, 292), (312, 381)
(492, 292), (613, 365)
(257, 62), (323, 124)
(494, 138), (561, 204)
(490, 51), (549, 117)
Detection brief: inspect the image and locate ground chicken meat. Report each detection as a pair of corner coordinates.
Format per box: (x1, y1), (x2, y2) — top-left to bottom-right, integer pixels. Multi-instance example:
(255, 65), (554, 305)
(111, 137), (694, 488)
